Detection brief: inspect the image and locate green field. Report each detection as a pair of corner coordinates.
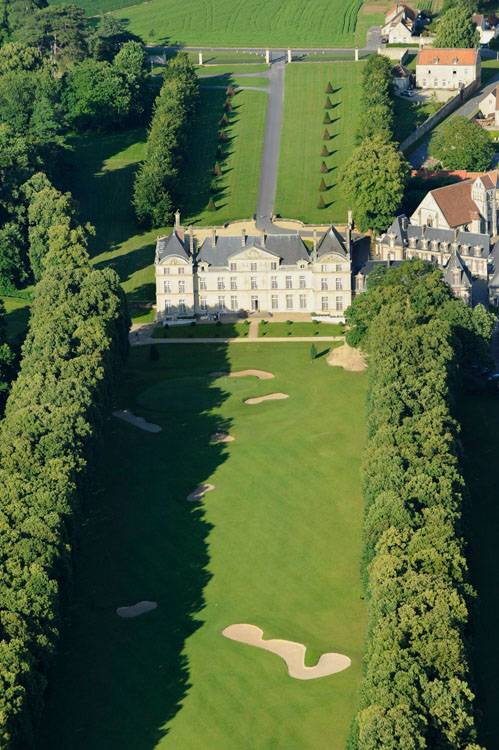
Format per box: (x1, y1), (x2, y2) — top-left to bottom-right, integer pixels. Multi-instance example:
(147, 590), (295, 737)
(40, 342), (367, 749)
(109, 0), (369, 47)
(276, 62), (364, 225)
(180, 88), (267, 225)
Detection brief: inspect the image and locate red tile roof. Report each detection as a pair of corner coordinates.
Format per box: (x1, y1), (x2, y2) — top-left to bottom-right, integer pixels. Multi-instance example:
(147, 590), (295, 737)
(417, 48), (479, 66)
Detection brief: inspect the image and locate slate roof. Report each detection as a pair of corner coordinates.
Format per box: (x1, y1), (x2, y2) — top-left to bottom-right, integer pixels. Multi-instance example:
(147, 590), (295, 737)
(316, 226), (349, 258)
(197, 233), (309, 267)
(156, 231), (190, 262)
(380, 215), (491, 257)
(443, 249), (473, 288)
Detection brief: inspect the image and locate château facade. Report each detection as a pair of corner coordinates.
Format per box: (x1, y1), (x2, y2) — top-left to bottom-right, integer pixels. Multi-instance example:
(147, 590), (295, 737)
(155, 221), (354, 320)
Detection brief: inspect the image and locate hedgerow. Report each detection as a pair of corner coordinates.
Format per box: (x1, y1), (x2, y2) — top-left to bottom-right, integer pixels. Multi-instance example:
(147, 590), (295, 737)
(346, 260), (492, 750)
(0, 185), (129, 746)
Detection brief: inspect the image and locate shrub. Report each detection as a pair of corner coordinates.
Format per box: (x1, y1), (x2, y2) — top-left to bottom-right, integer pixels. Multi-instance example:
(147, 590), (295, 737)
(325, 81), (333, 93)
(319, 178), (327, 192)
(324, 96), (333, 109)
(323, 112), (331, 124)
(322, 128), (330, 140)
(317, 195), (326, 209)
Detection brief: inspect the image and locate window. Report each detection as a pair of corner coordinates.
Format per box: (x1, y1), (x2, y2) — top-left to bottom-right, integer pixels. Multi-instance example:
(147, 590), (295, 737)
(230, 262), (237, 272)
(230, 295), (238, 311)
(218, 296), (226, 311)
(251, 295), (259, 311)
(321, 296), (329, 311)
(217, 277), (225, 290)
(230, 276), (237, 290)
(271, 276), (278, 289)
(285, 275), (292, 289)
(271, 261), (278, 270)
(164, 267), (170, 275)
(200, 297), (207, 311)
(299, 275), (306, 289)
(299, 294), (307, 309)
(179, 299), (186, 314)
(355, 276), (364, 291)
(163, 281), (171, 293)
(178, 267), (184, 275)
(336, 264), (342, 272)
(336, 296), (343, 312)
(271, 294), (278, 309)
(286, 294), (293, 310)
(250, 262), (257, 272)
(165, 300), (172, 313)
(335, 278), (342, 290)
(321, 278), (328, 291)
(199, 277), (207, 290)
(178, 280), (185, 293)
(250, 276), (257, 290)
(321, 264), (328, 272)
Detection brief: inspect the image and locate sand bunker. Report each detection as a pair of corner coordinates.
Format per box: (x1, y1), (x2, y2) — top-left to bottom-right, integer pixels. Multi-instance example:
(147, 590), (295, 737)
(223, 624), (351, 680)
(211, 370), (274, 380)
(187, 483), (215, 501)
(244, 393), (289, 405)
(113, 410), (162, 433)
(327, 343), (367, 372)
(211, 432), (235, 444)
(117, 601), (158, 618)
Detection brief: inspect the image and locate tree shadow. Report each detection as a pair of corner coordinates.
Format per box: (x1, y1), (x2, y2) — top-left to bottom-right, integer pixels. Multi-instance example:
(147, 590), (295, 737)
(39, 341), (235, 748)
(460, 393), (499, 750)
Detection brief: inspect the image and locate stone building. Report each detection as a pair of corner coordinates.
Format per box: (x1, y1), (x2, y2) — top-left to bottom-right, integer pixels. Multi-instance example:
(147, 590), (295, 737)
(155, 219), (354, 320)
(415, 48), (480, 91)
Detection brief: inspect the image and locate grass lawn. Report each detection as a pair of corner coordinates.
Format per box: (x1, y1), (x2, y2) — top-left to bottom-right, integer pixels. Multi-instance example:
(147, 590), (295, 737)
(461, 392), (499, 750)
(180, 88), (267, 225)
(40, 343), (367, 749)
(259, 321), (344, 337)
(275, 62), (364, 225)
(393, 95), (441, 144)
(152, 322), (250, 338)
(110, 0), (368, 47)
(197, 64), (269, 76)
(199, 76), (269, 89)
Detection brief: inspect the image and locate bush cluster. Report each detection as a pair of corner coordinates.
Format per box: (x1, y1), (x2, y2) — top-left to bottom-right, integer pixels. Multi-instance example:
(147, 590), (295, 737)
(0, 186), (129, 746)
(133, 52), (199, 227)
(346, 261), (492, 750)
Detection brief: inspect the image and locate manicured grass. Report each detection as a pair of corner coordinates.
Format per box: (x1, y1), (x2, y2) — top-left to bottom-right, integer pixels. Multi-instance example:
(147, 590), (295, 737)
(111, 0), (367, 47)
(461, 392), (499, 750)
(153, 322), (249, 338)
(276, 62), (364, 225)
(197, 64), (269, 76)
(199, 76), (269, 89)
(40, 343), (367, 749)
(180, 88), (267, 225)
(259, 321), (344, 337)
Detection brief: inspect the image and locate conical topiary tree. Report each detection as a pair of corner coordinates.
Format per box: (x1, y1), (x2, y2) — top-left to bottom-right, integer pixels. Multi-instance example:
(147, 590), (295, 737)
(324, 96), (333, 109)
(323, 112), (331, 124)
(317, 195), (326, 209)
(322, 128), (330, 140)
(214, 162), (222, 176)
(320, 161), (328, 174)
(219, 113), (229, 126)
(325, 81), (333, 94)
(321, 144), (329, 157)
(319, 178), (327, 192)
(207, 197), (216, 211)
(224, 99), (232, 111)
(219, 130), (228, 142)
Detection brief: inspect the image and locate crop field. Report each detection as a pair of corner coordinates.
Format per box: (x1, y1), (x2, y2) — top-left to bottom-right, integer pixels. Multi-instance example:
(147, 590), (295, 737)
(105, 0), (369, 47)
(275, 62), (364, 225)
(40, 342), (367, 749)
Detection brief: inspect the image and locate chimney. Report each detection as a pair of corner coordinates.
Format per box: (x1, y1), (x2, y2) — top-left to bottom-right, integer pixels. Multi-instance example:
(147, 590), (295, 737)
(189, 226), (194, 254)
(346, 211), (352, 256)
(241, 229), (246, 247)
(401, 215), (408, 232)
(175, 209), (181, 231)
(211, 228), (216, 248)
(313, 230), (318, 252)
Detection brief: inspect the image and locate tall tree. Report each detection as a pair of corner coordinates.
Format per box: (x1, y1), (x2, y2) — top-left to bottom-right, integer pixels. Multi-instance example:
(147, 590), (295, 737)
(430, 116), (494, 171)
(15, 5), (89, 70)
(434, 3), (479, 47)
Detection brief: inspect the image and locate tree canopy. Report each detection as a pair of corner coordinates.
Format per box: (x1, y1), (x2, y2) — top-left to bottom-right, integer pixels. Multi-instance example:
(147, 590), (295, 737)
(430, 116), (494, 171)
(434, 3), (479, 48)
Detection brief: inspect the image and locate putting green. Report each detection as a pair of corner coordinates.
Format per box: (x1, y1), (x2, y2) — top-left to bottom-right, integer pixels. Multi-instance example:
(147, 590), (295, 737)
(40, 343), (367, 749)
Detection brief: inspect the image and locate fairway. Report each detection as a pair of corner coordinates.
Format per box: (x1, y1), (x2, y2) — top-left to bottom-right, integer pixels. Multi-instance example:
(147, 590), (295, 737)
(40, 343), (367, 749)
(276, 62), (364, 225)
(109, 0), (368, 47)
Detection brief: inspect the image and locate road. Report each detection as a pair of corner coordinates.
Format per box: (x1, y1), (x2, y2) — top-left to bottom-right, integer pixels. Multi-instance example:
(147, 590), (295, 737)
(409, 70), (499, 167)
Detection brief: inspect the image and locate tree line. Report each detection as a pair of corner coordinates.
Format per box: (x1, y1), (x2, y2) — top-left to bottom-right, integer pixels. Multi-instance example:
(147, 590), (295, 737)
(341, 55), (409, 234)
(0, 6), (150, 291)
(134, 53), (199, 227)
(345, 261), (494, 750)
(0, 176), (129, 746)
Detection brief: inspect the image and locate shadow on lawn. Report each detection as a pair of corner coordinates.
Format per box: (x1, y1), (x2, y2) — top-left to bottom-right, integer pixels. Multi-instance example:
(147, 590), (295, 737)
(460, 393), (499, 750)
(40, 342), (234, 748)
